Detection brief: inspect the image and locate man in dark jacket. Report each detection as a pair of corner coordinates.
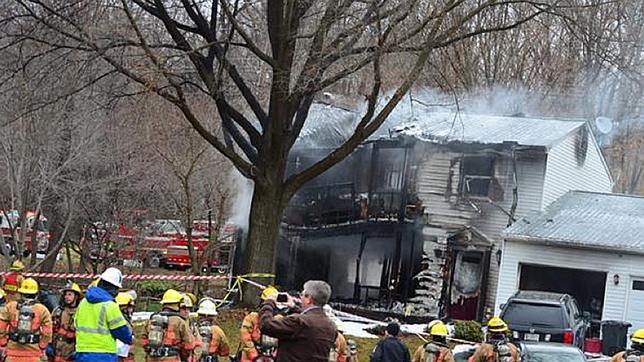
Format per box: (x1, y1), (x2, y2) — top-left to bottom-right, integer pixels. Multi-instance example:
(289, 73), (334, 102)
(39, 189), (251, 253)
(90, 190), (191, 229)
(259, 280), (337, 362)
(370, 323), (411, 362)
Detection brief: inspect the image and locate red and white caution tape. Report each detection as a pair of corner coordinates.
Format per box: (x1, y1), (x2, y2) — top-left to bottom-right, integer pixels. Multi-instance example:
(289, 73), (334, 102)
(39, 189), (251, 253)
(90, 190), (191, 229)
(0, 272), (274, 282)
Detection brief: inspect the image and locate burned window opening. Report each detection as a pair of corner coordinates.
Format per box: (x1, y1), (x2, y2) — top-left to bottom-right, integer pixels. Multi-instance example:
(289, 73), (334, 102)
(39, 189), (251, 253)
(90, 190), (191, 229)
(459, 155), (501, 200)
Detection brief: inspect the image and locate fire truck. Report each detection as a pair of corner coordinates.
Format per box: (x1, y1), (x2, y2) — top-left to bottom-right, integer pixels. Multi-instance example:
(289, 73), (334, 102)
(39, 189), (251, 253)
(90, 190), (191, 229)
(81, 214), (237, 271)
(0, 210), (50, 256)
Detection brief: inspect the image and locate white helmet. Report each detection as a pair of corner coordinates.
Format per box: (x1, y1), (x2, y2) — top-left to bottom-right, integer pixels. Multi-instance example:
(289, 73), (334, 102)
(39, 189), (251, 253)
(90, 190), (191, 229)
(197, 298), (218, 316)
(100, 267), (123, 288)
(126, 289), (138, 301)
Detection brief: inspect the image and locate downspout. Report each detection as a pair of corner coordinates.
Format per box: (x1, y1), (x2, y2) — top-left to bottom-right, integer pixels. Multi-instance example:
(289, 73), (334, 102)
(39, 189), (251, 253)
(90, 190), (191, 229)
(507, 145), (519, 227)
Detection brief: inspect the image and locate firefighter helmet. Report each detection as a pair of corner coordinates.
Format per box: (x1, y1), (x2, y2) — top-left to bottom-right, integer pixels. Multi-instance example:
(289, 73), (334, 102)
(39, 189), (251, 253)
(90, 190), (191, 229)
(487, 316), (509, 333)
(161, 289), (183, 304)
(62, 281), (83, 297)
(184, 292), (196, 305)
(126, 289), (138, 302)
(116, 292), (134, 307)
(18, 278), (39, 295)
(197, 298), (218, 316)
(0, 289), (5, 301)
(632, 329), (644, 345)
(180, 294), (193, 308)
(429, 321), (448, 337)
(9, 260), (25, 272)
(261, 286), (278, 300)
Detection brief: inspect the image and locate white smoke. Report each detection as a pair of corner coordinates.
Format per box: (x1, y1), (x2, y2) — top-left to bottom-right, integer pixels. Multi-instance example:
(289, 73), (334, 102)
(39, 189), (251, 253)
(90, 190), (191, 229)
(229, 169), (254, 232)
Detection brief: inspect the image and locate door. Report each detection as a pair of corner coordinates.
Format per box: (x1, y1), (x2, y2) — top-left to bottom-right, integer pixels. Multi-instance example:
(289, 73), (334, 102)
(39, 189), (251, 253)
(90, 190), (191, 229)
(626, 279), (644, 340)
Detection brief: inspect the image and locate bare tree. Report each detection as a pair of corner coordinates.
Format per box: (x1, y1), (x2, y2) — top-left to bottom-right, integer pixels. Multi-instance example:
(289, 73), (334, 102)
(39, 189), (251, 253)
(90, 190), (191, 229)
(2, 0), (583, 299)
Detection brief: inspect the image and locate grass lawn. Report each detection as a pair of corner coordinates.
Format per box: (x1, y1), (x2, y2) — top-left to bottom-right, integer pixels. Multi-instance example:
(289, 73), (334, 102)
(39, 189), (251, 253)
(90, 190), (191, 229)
(133, 309), (425, 362)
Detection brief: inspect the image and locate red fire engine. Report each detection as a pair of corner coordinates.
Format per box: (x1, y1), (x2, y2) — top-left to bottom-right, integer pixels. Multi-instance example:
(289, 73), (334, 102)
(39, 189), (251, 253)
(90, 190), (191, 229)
(0, 210), (50, 256)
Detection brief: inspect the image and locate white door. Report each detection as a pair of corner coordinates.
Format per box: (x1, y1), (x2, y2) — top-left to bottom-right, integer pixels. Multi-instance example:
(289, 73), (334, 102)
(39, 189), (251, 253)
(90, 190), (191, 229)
(625, 279), (644, 342)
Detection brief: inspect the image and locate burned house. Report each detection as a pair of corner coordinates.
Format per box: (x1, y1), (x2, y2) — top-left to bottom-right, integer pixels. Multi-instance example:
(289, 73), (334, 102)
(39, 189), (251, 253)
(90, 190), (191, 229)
(277, 102), (612, 321)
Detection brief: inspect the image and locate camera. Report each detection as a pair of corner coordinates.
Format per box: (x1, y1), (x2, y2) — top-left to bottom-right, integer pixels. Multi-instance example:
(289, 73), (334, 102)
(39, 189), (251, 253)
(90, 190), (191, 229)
(276, 293), (289, 303)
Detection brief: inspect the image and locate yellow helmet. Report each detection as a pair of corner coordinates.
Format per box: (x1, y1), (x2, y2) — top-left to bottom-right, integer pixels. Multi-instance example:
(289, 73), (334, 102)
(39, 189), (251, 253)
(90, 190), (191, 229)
(18, 278), (39, 295)
(488, 316), (508, 333)
(88, 278), (100, 290)
(0, 289), (5, 300)
(62, 281), (83, 296)
(115, 292), (133, 307)
(261, 286), (279, 301)
(10, 260), (25, 272)
(180, 294), (194, 308)
(161, 289), (183, 305)
(632, 329), (644, 344)
(429, 321), (448, 337)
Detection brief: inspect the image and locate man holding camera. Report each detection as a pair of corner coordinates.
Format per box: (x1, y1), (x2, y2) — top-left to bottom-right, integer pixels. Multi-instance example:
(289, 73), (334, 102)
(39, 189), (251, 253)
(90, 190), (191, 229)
(259, 280), (337, 362)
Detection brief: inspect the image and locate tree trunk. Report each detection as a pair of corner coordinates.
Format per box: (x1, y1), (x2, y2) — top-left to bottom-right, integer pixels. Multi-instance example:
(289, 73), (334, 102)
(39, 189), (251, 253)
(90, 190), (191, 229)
(240, 181), (284, 305)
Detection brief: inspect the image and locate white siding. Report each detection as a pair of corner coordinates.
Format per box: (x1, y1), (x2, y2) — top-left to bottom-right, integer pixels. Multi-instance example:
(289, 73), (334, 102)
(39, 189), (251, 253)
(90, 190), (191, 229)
(496, 240), (642, 324)
(473, 154), (547, 311)
(542, 125), (613, 207)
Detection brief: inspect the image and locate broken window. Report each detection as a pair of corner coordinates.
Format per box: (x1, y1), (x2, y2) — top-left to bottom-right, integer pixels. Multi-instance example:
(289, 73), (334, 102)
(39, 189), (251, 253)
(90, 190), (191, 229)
(460, 155), (497, 198)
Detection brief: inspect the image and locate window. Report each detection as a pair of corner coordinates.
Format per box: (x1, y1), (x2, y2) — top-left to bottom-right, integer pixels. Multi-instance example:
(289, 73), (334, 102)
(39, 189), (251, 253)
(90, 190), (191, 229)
(502, 303), (566, 328)
(460, 155), (497, 198)
(632, 280), (644, 291)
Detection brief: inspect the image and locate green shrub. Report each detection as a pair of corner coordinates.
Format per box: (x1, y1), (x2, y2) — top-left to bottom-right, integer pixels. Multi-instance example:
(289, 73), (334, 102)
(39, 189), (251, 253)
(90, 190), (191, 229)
(454, 320), (484, 343)
(134, 280), (179, 298)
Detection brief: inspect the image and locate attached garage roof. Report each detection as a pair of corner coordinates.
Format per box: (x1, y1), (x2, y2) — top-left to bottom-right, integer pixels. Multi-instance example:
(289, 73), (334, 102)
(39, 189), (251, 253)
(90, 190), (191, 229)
(504, 191), (644, 254)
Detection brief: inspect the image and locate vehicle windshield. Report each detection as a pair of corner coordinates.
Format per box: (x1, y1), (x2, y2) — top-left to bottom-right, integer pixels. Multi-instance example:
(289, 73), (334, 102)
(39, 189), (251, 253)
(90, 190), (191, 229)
(523, 351), (584, 362)
(503, 302), (565, 328)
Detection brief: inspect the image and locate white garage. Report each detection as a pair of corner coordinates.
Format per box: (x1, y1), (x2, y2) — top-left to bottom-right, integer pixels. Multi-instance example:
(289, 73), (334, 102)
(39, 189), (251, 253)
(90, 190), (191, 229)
(496, 191), (644, 336)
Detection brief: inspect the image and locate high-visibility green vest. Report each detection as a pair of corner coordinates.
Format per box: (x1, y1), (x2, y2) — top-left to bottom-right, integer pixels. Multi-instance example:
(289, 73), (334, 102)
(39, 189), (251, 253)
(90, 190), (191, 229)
(74, 298), (127, 353)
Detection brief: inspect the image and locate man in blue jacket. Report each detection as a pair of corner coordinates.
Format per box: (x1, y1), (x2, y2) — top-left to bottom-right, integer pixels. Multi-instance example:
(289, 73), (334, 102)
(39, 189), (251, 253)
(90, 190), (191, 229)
(370, 323), (411, 362)
(75, 267), (132, 362)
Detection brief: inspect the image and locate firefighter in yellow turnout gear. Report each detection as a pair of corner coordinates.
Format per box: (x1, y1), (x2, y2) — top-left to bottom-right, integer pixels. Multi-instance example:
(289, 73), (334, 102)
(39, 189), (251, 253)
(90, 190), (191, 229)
(115, 293), (135, 362)
(412, 321), (454, 362)
(611, 329), (644, 362)
(49, 282), (83, 362)
(141, 289), (194, 362)
(194, 299), (229, 361)
(239, 287), (280, 362)
(0, 278), (53, 362)
(471, 317), (520, 362)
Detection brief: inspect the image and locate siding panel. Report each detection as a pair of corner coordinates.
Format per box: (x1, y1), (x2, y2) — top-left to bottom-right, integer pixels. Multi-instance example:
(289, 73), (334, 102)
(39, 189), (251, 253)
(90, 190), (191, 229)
(542, 125), (612, 207)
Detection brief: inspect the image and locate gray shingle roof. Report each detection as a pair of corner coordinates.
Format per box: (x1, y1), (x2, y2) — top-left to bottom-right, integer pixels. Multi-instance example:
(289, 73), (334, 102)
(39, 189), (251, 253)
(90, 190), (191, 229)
(389, 112), (586, 149)
(504, 191), (644, 253)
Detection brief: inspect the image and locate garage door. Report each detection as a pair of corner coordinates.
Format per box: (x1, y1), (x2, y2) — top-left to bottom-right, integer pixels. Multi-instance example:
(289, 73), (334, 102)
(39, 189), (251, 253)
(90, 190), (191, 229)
(626, 279), (644, 335)
(519, 264), (607, 320)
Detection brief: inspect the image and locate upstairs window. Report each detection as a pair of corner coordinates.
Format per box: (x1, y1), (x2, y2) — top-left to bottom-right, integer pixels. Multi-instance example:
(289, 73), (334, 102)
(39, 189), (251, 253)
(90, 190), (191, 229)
(460, 155), (499, 199)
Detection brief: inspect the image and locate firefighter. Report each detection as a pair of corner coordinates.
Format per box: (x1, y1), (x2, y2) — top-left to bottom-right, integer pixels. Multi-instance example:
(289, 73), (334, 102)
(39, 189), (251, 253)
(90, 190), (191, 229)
(470, 317), (519, 362)
(0, 278), (53, 362)
(141, 289), (194, 362)
(3, 261), (25, 301)
(48, 281), (83, 362)
(195, 298), (229, 361)
(323, 304), (352, 362)
(610, 329), (644, 361)
(179, 294), (200, 362)
(115, 292), (135, 362)
(75, 267), (132, 362)
(412, 321), (455, 362)
(239, 286), (280, 362)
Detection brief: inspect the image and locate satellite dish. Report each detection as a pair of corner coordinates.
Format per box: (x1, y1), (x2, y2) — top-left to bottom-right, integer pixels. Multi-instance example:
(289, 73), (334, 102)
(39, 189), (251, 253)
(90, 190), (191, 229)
(595, 117), (614, 134)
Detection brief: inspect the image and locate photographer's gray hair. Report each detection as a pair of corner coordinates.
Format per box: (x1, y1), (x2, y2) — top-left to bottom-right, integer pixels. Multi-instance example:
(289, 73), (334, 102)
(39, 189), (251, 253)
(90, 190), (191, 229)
(303, 280), (332, 306)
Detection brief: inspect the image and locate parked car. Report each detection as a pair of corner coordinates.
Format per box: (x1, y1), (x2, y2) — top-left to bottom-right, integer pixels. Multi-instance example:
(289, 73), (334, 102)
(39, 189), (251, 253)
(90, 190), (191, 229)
(519, 342), (586, 362)
(500, 291), (590, 349)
